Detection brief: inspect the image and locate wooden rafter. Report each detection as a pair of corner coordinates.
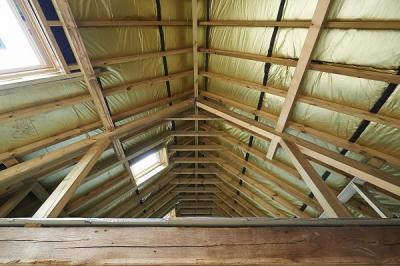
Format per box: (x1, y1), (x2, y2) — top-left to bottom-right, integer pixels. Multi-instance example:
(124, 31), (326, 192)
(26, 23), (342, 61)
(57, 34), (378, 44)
(279, 140), (350, 217)
(52, 0), (138, 184)
(33, 139), (110, 218)
(266, 0), (331, 159)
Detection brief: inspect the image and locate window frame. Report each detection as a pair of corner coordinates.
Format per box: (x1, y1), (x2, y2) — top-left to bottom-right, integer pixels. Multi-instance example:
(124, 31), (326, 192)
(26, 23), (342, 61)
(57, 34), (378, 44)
(0, 0), (65, 82)
(130, 147), (169, 185)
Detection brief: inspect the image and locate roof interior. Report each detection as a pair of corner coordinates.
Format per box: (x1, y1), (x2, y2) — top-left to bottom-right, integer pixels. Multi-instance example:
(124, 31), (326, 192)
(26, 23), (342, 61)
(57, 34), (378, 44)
(0, 0), (399, 219)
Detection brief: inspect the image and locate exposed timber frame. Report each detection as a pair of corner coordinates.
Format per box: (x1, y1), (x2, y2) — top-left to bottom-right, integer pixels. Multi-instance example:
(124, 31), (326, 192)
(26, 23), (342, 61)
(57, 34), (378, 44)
(0, 0), (398, 225)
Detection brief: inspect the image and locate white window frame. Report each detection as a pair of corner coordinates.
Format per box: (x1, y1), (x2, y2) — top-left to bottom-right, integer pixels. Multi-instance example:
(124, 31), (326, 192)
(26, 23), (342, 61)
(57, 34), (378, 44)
(130, 148), (169, 185)
(0, 0), (65, 84)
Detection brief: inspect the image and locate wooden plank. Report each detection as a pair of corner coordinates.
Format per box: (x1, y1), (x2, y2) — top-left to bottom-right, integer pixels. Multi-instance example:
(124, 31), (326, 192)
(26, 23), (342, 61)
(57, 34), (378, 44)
(280, 140), (350, 218)
(33, 139), (110, 218)
(2, 226), (398, 264)
(267, 0), (331, 159)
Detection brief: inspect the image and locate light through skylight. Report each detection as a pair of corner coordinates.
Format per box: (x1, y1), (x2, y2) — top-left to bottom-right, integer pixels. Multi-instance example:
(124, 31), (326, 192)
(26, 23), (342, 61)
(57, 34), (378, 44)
(131, 152), (160, 175)
(130, 148), (168, 185)
(0, 0), (42, 74)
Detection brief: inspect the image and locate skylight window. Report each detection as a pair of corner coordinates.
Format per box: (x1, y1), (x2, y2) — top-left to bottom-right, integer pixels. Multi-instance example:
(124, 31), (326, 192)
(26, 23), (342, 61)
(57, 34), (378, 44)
(0, 0), (63, 83)
(130, 148), (168, 185)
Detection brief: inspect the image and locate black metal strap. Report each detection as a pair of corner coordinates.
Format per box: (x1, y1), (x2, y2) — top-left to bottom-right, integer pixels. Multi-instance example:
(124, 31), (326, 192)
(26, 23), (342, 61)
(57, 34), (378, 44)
(240, 0), (286, 180)
(155, 0), (177, 145)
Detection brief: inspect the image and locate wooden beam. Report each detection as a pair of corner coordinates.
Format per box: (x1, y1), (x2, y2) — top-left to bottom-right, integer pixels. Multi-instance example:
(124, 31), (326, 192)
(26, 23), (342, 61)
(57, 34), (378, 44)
(1, 225), (399, 265)
(177, 203), (215, 209)
(170, 168), (221, 175)
(77, 20), (191, 27)
(197, 100), (400, 197)
(280, 140), (350, 217)
(171, 157), (222, 164)
(171, 177), (221, 185)
(177, 194), (217, 201)
(170, 131), (224, 137)
(178, 209), (213, 216)
(173, 186), (219, 193)
(165, 114), (223, 121)
(168, 145), (224, 151)
(267, 0), (331, 159)
(91, 48), (192, 67)
(33, 139), (110, 218)
(199, 20), (400, 30)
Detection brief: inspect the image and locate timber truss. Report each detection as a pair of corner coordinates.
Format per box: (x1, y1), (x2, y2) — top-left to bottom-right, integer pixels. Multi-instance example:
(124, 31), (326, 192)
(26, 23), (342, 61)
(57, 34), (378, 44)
(0, 0), (399, 221)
